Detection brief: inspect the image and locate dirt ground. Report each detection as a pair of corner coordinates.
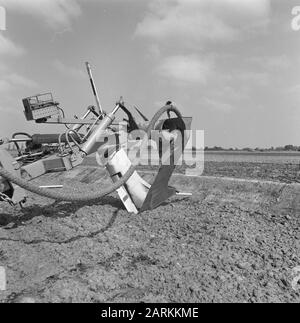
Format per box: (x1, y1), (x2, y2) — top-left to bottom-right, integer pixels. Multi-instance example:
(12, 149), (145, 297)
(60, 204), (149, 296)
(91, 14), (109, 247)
(0, 164), (299, 303)
(137, 162), (300, 184)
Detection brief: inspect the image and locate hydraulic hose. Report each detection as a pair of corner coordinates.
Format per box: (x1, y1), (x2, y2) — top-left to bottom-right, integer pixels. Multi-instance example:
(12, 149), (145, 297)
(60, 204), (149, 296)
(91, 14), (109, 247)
(0, 105), (182, 203)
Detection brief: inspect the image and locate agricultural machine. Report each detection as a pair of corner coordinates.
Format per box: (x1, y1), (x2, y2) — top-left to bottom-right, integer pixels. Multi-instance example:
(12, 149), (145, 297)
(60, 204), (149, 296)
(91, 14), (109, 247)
(0, 63), (192, 214)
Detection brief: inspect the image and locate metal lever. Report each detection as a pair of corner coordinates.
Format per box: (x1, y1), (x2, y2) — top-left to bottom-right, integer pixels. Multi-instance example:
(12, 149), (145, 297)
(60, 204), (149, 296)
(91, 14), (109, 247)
(85, 62), (103, 115)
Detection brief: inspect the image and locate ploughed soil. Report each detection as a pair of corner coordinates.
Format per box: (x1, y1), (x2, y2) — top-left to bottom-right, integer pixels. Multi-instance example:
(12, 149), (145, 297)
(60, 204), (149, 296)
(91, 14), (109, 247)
(0, 163), (299, 303)
(137, 162), (300, 184)
(201, 162), (300, 184)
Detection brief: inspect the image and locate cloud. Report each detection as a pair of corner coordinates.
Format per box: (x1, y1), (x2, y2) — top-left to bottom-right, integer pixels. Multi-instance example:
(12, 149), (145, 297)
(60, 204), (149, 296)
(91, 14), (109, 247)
(237, 71), (269, 86)
(0, 80), (11, 93)
(0, 72), (37, 93)
(7, 73), (38, 88)
(212, 85), (249, 102)
(136, 0), (272, 88)
(53, 60), (85, 79)
(1, 0), (82, 30)
(247, 55), (290, 71)
(288, 84), (300, 94)
(157, 55), (213, 84)
(0, 34), (25, 56)
(135, 0), (271, 46)
(287, 84), (300, 104)
(203, 97), (235, 113)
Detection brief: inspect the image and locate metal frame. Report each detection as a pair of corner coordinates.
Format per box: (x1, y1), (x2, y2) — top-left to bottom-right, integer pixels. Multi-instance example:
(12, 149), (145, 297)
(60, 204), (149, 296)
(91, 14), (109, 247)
(0, 63), (192, 212)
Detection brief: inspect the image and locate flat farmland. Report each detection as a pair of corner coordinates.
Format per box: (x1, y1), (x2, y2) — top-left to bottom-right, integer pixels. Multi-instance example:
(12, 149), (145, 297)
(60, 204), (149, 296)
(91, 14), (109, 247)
(0, 150), (299, 303)
(132, 151), (300, 184)
(204, 151), (300, 164)
(202, 152), (300, 184)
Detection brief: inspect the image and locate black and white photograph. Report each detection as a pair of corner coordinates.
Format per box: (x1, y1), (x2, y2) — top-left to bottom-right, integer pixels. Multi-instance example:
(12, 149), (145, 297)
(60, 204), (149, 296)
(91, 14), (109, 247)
(0, 0), (299, 307)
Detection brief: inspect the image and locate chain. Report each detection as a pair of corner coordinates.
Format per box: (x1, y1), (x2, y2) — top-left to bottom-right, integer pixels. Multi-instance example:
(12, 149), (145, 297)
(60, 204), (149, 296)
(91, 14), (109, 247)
(0, 191), (15, 206)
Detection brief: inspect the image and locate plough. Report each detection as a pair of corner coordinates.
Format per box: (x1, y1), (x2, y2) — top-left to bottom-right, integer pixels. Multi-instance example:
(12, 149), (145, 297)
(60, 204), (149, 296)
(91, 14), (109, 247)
(0, 63), (192, 214)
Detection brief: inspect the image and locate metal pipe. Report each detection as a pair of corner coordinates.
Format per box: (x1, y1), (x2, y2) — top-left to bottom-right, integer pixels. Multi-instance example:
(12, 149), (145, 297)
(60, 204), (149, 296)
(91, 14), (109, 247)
(85, 62), (103, 115)
(81, 115), (102, 142)
(72, 106), (94, 132)
(39, 185), (63, 189)
(43, 118), (100, 125)
(9, 138), (32, 143)
(112, 104), (120, 115)
(81, 104), (120, 155)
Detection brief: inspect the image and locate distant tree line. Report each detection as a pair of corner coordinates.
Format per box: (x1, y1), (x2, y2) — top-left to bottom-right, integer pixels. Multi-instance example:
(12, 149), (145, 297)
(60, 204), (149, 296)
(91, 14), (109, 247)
(192, 145), (300, 152)
(5, 142), (300, 153)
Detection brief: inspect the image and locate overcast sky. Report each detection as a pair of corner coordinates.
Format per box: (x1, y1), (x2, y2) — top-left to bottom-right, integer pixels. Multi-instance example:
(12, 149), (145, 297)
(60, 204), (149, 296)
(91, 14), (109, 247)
(0, 0), (299, 148)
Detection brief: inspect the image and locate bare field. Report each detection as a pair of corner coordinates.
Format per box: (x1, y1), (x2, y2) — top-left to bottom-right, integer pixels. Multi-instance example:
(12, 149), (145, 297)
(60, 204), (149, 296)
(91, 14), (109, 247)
(85, 151), (300, 184)
(0, 154), (299, 303)
(204, 151), (300, 164)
